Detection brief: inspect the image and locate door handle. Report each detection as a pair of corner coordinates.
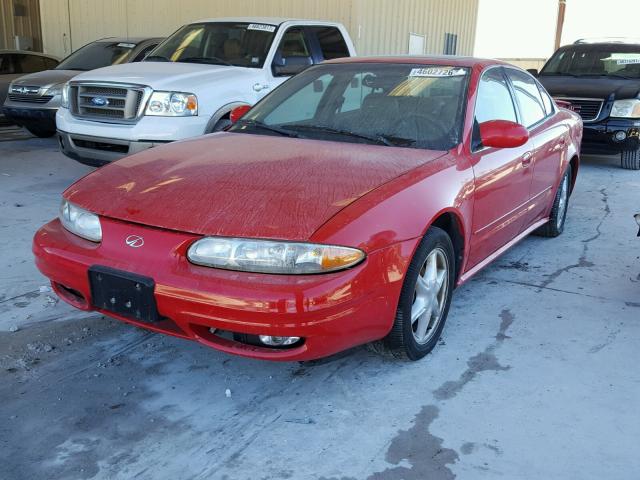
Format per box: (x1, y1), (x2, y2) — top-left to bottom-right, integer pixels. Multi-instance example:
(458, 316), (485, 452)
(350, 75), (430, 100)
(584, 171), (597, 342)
(253, 83), (270, 92)
(521, 151), (533, 167)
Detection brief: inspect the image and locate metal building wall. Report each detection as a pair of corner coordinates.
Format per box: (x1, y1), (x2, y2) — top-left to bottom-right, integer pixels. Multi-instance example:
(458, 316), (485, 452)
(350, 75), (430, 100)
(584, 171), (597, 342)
(0, 0), (42, 51)
(38, 0), (478, 59)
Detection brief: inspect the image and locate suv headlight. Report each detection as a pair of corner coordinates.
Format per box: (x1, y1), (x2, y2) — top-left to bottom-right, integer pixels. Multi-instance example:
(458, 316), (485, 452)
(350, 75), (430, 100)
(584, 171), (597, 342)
(145, 91), (197, 116)
(187, 237), (365, 274)
(42, 83), (63, 97)
(61, 83), (70, 108)
(59, 199), (102, 242)
(611, 99), (640, 118)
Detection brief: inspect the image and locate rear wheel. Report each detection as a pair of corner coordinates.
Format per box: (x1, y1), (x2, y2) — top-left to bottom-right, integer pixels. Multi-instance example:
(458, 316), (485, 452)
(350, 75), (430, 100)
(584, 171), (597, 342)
(534, 165), (571, 238)
(25, 124), (56, 138)
(383, 227), (455, 360)
(621, 148), (640, 170)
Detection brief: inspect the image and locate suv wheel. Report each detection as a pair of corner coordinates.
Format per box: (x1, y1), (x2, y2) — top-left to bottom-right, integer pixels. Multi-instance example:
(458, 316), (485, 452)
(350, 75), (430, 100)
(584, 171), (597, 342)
(621, 149), (640, 170)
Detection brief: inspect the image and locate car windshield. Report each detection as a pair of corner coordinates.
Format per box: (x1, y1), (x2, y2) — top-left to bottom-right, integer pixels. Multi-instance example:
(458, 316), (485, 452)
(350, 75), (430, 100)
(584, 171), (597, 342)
(145, 22), (277, 68)
(230, 63), (469, 150)
(541, 45), (640, 79)
(56, 41), (138, 71)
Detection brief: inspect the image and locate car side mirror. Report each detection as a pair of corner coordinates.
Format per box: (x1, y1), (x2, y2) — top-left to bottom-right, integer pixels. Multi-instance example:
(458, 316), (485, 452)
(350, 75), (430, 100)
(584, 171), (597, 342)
(229, 105), (252, 124)
(479, 120), (529, 149)
(526, 68), (539, 77)
(273, 56), (313, 76)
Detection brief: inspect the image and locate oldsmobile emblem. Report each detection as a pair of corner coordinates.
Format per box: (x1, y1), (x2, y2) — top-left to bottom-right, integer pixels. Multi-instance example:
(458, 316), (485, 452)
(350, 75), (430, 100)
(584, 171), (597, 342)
(125, 235), (144, 248)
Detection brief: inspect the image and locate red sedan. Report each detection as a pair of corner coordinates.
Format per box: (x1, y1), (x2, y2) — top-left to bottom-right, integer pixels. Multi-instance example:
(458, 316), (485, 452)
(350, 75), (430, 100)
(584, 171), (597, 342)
(33, 57), (582, 361)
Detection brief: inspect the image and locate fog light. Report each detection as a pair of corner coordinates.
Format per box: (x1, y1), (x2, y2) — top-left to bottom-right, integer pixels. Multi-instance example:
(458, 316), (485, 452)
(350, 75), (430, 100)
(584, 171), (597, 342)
(614, 130), (627, 142)
(259, 335), (300, 346)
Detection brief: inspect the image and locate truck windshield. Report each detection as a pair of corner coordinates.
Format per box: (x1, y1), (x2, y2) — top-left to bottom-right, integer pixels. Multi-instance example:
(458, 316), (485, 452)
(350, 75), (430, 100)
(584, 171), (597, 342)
(56, 41), (137, 71)
(231, 63), (470, 150)
(541, 45), (640, 79)
(145, 22), (277, 68)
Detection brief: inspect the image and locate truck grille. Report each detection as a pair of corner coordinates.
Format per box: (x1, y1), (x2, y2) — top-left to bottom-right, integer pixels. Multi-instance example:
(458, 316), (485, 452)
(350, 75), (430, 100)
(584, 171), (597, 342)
(554, 97), (603, 122)
(8, 85), (53, 104)
(69, 83), (147, 123)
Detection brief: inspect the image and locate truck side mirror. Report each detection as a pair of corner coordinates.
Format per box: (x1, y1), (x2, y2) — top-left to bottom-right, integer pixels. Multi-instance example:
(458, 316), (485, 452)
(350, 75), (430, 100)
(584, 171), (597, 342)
(273, 56), (313, 77)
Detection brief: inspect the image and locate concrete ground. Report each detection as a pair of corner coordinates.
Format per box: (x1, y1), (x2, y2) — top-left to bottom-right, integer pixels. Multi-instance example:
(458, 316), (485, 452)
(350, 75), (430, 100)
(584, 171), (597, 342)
(1, 130), (639, 480)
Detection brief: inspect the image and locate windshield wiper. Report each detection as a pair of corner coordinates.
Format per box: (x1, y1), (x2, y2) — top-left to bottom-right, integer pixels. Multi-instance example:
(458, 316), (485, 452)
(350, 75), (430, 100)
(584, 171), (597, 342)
(236, 119), (299, 138)
(144, 55), (170, 62)
(285, 124), (415, 147)
(180, 56), (234, 67)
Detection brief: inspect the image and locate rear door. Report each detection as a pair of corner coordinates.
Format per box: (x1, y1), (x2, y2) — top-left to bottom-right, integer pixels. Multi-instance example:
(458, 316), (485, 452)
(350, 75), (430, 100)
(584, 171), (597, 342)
(467, 67), (535, 268)
(504, 68), (567, 229)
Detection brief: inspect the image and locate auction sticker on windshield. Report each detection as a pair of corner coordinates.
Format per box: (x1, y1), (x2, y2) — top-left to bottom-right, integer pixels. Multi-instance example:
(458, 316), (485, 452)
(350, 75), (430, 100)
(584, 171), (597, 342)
(409, 67), (466, 77)
(247, 23), (276, 33)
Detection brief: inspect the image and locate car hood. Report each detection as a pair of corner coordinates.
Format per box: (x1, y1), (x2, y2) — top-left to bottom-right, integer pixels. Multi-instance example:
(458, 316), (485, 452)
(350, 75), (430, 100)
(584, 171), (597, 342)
(64, 133), (445, 241)
(539, 75), (640, 100)
(10, 70), (79, 89)
(71, 62), (251, 90)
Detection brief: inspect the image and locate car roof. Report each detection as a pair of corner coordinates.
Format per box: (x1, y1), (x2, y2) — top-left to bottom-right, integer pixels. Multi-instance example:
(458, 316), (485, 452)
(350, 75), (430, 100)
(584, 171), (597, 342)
(190, 16), (342, 26)
(325, 55), (509, 69)
(93, 37), (164, 44)
(0, 49), (59, 60)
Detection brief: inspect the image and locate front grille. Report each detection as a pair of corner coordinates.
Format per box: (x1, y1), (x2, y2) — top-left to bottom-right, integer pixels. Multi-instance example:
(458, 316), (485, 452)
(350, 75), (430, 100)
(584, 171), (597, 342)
(8, 94), (54, 104)
(70, 83), (146, 123)
(554, 97), (603, 122)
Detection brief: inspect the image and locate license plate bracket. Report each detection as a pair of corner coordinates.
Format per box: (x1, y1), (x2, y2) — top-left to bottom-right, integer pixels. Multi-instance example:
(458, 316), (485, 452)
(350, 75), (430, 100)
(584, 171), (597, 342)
(88, 265), (159, 323)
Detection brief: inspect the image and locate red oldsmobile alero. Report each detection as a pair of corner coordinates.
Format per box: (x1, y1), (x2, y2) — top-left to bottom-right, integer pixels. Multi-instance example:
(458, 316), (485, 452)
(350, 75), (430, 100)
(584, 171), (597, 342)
(33, 56), (582, 361)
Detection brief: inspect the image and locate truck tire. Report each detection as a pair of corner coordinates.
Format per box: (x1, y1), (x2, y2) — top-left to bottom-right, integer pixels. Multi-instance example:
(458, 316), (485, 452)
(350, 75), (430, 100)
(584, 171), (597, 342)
(621, 149), (640, 170)
(25, 125), (56, 138)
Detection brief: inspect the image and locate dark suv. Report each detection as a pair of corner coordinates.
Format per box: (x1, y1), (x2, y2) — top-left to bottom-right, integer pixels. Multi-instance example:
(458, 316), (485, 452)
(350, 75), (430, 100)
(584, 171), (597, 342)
(535, 40), (640, 170)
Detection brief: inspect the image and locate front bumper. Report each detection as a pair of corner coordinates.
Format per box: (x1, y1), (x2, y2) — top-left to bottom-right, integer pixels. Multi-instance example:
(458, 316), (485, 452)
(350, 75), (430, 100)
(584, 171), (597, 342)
(33, 217), (411, 361)
(581, 118), (640, 155)
(1, 105), (57, 129)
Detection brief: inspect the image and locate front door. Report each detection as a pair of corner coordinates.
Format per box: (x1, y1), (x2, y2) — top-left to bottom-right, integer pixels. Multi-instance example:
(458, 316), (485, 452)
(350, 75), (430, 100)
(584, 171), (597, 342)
(467, 67), (535, 268)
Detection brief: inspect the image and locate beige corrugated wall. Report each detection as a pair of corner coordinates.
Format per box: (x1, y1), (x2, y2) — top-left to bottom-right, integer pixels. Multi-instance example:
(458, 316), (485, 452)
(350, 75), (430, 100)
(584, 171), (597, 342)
(39, 0), (478, 59)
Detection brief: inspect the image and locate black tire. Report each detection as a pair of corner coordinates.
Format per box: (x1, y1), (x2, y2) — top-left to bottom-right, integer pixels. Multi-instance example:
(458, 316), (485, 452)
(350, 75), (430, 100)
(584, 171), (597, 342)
(212, 118), (231, 132)
(382, 226), (455, 360)
(25, 125), (56, 138)
(621, 149), (640, 170)
(534, 165), (572, 238)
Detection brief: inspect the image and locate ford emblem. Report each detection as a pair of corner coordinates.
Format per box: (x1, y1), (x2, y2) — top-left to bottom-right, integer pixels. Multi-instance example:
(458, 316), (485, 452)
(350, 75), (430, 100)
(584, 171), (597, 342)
(91, 96), (109, 107)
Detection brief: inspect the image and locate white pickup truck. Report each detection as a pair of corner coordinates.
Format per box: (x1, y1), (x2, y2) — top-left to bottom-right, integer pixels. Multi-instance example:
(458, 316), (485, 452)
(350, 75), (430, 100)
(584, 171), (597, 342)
(56, 17), (355, 166)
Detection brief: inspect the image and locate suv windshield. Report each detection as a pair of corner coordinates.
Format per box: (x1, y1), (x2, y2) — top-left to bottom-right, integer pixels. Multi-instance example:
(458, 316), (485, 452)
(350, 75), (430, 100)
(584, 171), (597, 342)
(230, 63), (469, 150)
(541, 45), (640, 79)
(145, 22), (277, 68)
(56, 41), (138, 71)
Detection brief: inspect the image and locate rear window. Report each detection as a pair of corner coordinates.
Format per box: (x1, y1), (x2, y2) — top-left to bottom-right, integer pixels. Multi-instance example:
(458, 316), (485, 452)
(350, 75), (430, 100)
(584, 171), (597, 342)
(57, 41), (137, 71)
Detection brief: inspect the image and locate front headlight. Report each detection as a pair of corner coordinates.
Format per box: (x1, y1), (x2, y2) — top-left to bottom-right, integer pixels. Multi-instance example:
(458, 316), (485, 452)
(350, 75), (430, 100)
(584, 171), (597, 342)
(61, 83), (70, 108)
(611, 99), (640, 118)
(59, 199), (102, 242)
(145, 91), (197, 116)
(42, 83), (63, 97)
(187, 237), (365, 274)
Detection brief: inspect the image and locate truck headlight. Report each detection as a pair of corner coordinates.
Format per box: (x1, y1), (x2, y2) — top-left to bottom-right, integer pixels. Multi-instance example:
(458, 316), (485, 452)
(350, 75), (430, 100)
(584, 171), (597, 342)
(145, 91), (198, 116)
(61, 83), (70, 108)
(611, 99), (640, 119)
(187, 237), (365, 274)
(59, 199), (102, 242)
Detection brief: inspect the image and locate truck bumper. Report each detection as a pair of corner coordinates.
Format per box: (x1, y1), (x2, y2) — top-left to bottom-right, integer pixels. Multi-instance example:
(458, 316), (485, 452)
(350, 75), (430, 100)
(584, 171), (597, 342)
(581, 118), (640, 155)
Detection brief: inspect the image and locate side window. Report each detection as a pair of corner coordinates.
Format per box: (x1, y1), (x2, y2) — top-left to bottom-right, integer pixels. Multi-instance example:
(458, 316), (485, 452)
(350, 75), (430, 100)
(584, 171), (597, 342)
(264, 73), (333, 124)
(339, 73), (375, 112)
(0, 54), (13, 74)
(538, 83), (555, 116)
(473, 68), (518, 150)
(312, 27), (350, 60)
(277, 28), (310, 58)
(43, 57), (58, 69)
(506, 69), (546, 128)
(15, 54), (45, 73)
(132, 44), (158, 62)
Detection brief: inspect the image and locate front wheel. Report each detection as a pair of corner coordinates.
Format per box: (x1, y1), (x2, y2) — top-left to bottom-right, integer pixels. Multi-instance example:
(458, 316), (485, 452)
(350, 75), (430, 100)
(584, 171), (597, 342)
(621, 149), (640, 170)
(25, 124), (56, 138)
(383, 227), (455, 360)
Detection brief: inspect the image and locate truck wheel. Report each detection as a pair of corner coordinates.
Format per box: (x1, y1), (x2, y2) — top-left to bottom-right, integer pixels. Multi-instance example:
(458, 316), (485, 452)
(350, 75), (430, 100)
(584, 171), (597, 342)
(25, 125), (56, 138)
(534, 165), (571, 238)
(621, 149), (640, 170)
(212, 118), (231, 132)
(382, 226), (455, 360)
